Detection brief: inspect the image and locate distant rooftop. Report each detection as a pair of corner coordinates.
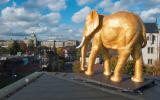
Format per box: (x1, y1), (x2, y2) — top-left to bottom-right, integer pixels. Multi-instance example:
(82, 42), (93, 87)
(144, 23), (159, 33)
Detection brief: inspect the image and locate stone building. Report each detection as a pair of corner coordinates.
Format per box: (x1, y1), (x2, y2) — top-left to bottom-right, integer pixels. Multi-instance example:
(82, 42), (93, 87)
(31, 32), (38, 47)
(23, 33), (38, 47)
(63, 40), (79, 61)
(41, 40), (55, 48)
(64, 40), (78, 47)
(41, 40), (64, 48)
(23, 37), (30, 47)
(142, 23), (160, 66)
(0, 40), (8, 48)
(55, 41), (64, 48)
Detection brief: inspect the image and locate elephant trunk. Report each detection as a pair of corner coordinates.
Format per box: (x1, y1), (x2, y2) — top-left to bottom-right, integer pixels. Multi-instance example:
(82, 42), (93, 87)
(77, 36), (89, 71)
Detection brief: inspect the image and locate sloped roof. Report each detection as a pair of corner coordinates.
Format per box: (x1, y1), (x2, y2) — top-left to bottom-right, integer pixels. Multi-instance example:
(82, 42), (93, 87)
(144, 23), (159, 33)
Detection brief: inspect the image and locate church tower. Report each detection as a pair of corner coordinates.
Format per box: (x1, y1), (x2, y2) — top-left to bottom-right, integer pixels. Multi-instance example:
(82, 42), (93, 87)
(31, 32), (37, 47)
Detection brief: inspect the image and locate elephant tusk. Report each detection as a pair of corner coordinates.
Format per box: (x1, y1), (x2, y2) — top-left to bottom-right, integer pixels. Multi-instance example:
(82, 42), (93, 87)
(76, 37), (85, 49)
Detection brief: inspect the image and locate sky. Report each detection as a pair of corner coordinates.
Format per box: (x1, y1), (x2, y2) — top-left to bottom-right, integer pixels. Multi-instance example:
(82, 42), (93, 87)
(0, 0), (159, 40)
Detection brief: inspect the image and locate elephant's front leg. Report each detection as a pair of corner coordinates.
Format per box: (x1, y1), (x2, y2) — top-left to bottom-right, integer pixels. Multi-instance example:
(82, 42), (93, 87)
(85, 45), (100, 75)
(85, 33), (102, 75)
(111, 49), (131, 82)
(80, 45), (87, 71)
(80, 39), (90, 71)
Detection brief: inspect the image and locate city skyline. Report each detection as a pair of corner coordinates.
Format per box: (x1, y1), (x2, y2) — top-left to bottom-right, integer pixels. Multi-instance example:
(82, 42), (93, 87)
(0, 0), (159, 40)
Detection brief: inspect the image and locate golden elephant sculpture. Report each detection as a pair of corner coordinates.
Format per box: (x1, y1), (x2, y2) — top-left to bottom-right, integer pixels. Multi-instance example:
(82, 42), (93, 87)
(76, 10), (147, 83)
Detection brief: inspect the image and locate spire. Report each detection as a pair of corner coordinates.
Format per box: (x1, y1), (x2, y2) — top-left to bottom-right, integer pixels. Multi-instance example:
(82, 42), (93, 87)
(32, 32), (35, 36)
(24, 36), (27, 40)
(10, 32), (13, 40)
(155, 14), (157, 24)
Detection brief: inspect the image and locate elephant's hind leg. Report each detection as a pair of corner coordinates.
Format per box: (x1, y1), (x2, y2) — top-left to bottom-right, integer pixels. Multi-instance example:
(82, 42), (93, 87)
(102, 48), (111, 76)
(131, 45), (144, 82)
(111, 49), (131, 82)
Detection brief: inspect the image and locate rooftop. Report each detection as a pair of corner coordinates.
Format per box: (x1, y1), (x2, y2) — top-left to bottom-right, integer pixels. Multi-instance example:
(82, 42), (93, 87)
(1, 72), (160, 100)
(144, 23), (159, 33)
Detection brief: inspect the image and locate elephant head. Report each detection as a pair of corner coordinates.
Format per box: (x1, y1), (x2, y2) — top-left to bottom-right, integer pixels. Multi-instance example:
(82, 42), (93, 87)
(76, 10), (100, 71)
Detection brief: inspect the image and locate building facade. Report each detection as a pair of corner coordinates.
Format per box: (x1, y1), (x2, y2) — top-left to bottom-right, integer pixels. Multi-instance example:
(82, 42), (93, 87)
(0, 39), (15, 48)
(64, 40), (79, 61)
(41, 40), (64, 48)
(41, 40), (79, 48)
(0, 40), (8, 48)
(23, 37), (30, 47)
(142, 23), (160, 66)
(55, 41), (64, 48)
(41, 40), (55, 48)
(23, 33), (38, 47)
(31, 32), (38, 47)
(64, 40), (78, 47)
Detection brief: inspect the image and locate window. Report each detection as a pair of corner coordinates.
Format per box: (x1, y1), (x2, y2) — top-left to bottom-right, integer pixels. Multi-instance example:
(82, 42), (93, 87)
(148, 47), (154, 54)
(151, 47), (153, 53)
(147, 36), (149, 40)
(148, 47), (150, 53)
(152, 35), (155, 44)
(148, 59), (152, 64)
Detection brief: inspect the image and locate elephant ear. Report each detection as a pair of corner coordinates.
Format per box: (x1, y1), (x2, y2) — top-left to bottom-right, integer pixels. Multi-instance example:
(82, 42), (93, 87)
(85, 10), (99, 37)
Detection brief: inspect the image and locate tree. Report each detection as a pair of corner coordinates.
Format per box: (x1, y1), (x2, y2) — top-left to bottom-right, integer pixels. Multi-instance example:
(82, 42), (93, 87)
(56, 47), (64, 58)
(0, 46), (9, 54)
(76, 48), (81, 60)
(19, 41), (27, 53)
(28, 40), (34, 52)
(38, 46), (49, 55)
(8, 41), (21, 55)
(154, 59), (160, 67)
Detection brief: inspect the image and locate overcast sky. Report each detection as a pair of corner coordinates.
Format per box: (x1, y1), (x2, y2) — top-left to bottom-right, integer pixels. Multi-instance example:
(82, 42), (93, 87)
(0, 0), (159, 40)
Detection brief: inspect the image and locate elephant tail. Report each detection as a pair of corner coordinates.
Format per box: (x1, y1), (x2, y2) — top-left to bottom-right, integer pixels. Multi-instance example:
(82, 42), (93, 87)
(140, 20), (147, 48)
(127, 16), (147, 49)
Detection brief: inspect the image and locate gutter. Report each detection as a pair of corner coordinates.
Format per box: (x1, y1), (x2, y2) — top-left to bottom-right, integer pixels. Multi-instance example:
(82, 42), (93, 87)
(0, 72), (43, 99)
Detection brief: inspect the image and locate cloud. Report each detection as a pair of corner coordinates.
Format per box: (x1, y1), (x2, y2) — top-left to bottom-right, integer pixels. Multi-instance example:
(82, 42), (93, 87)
(13, 1), (16, 7)
(25, 26), (48, 34)
(0, 6), (80, 40)
(25, 0), (67, 11)
(72, 6), (91, 23)
(1, 7), (40, 22)
(0, 7), (60, 36)
(140, 8), (160, 22)
(47, 0), (66, 11)
(96, 0), (160, 23)
(76, 0), (92, 6)
(0, 0), (9, 4)
(96, 0), (127, 13)
(151, 0), (160, 3)
(40, 13), (61, 26)
(49, 24), (82, 40)
(96, 0), (160, 13)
